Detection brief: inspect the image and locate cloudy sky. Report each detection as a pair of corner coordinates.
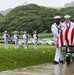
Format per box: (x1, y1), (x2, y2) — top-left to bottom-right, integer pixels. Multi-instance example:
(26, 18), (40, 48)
(0, 0), (74, 11)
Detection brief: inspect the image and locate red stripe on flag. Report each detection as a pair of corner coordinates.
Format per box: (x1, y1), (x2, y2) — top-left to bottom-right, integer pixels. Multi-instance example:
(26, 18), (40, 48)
(71, 28), (74, 44)
(65, 28), (70, 45)
(72, 28), (74, 45)
(60, 31), (63, 46)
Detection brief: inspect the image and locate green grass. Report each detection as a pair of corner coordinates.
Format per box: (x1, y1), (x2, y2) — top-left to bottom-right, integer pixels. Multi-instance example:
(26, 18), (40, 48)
(0, 44), (56, 71)
(38, 33), (53, 38)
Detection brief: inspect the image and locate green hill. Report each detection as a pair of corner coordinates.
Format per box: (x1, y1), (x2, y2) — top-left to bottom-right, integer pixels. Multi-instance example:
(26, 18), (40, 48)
(0, 13), (3, 18)
(0, 8), (12, 15)
(0, 4), (63, 35)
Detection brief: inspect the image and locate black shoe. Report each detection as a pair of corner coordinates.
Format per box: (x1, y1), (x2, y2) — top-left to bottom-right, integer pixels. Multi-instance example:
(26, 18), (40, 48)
(60, 61), (65, 64)
(53, 61), (59, 64)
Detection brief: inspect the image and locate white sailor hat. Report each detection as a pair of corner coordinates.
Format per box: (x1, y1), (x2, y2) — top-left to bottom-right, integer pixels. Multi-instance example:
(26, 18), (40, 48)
(24, 31), (27, 33)
(64, 15), (71, 18)
(54, 16), (61, 19)
(14, 31), (18, 33)
(4, 30), (7, 33)
(34, 31), (37, 33)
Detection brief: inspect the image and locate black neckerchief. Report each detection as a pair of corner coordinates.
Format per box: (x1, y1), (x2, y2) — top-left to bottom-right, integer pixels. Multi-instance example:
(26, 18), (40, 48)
(16, 34), (19, 39)
(65, 22), (71, 28)
(56, 23), (62, 33)
(26, 34), (28, 38)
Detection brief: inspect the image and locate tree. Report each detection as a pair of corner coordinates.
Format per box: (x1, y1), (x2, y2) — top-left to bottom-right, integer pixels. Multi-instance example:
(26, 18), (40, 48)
(60, 7), (74, 22)
(0, 4), (63, 36)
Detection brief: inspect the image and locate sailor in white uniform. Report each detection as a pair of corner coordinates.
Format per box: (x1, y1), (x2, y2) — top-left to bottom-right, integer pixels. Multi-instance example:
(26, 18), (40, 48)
(33, 31), (38, 49)
(62, 15), (74, 30)
(3, 30), (9, 49)
(14, 31), (19, 49)
(62, 15), (74, 60)
(23, 31), (28, 49)
(51, 16), (64, 64)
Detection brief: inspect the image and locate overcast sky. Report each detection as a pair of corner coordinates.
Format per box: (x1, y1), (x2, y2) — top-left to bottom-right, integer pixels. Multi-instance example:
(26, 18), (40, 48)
(0, 0), (74, 11)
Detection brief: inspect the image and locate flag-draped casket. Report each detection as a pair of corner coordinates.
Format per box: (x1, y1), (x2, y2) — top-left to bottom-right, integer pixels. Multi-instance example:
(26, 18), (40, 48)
(58, 27), (74, 47)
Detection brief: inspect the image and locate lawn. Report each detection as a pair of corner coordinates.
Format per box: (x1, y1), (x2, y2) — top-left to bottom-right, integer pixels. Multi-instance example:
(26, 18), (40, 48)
(38, 33), (53, 38)
(0, 44), (56, 71)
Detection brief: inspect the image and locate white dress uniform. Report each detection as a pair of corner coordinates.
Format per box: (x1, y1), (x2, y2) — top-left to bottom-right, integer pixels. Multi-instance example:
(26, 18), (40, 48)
(61, 22), (74, 30)
(14, 34), (19, 49)
(51, 16), (64, 62)
(23, 34), (28, 49)
(3, 33), (9, 49)
(33, 34), (38, 49)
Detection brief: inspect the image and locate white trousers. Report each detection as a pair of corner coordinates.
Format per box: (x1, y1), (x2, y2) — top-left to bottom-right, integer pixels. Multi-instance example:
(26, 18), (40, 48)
(4, 38), (8, 49)
(34, 40), (38, 49)
(24, 40), (28, 49)
(15, 39), (19, 49)
(54, 47), (64, 62)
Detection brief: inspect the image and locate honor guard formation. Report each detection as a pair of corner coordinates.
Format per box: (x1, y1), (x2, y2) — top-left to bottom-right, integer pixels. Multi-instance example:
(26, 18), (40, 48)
(3, 30), (38, 49)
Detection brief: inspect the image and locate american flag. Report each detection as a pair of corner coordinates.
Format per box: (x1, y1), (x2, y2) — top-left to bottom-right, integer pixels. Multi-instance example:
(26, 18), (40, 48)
(58, 27), (74, 47)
